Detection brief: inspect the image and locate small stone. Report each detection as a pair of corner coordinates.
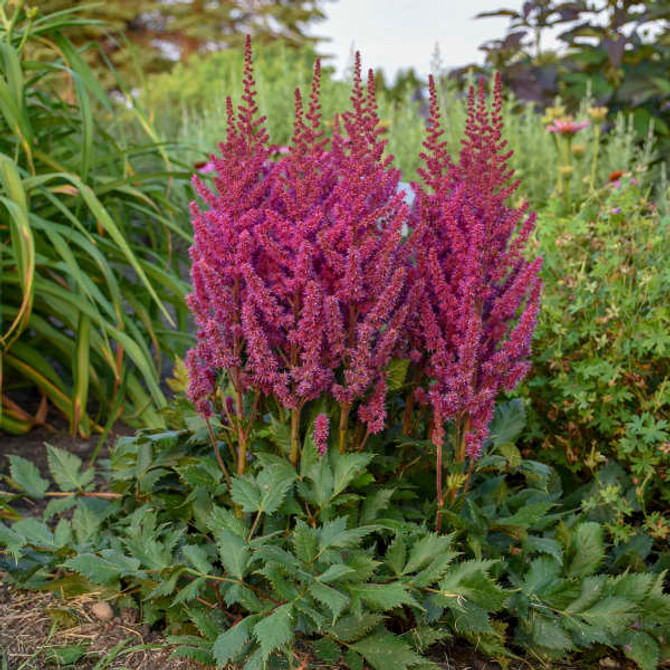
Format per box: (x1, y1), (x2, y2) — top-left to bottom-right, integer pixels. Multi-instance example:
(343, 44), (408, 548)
(599, 657), (619, 669)
(91, 601), (114, 621)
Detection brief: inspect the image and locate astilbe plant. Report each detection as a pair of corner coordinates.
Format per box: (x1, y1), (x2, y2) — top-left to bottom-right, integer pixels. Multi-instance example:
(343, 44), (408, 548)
(187, 38), (411, 472)
(409, 74), (542, 527)
(186, 40), (542, 530)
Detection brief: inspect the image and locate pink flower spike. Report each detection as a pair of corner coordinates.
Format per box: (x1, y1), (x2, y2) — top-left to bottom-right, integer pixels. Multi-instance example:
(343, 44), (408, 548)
(313, 414), (330, 456)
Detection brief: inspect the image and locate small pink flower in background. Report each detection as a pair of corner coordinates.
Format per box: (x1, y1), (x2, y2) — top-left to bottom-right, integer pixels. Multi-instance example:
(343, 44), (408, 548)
(194, 160), (216, 174)
(546, 117), (589, 136)
(313, 414), (330, 456)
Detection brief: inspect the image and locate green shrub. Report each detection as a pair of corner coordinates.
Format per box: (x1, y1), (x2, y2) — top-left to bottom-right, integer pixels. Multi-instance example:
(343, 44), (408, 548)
(0, 2), (192, 436)
(522, 173), (670, 524)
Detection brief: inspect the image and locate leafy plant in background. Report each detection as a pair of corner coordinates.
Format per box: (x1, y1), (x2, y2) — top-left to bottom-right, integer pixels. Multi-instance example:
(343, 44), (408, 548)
(33, 0), (332, 88)
(469, 0), (670, 145)
(0, 1), (192, 437)
(521, 172), (670, 539)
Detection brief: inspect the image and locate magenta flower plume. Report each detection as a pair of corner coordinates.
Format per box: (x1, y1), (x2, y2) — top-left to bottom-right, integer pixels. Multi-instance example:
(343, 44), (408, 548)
(186, 41), (412, 460)
(546, 118), (588, 136)
(410, 73), (542, 459)
(313, 413), (330, 456)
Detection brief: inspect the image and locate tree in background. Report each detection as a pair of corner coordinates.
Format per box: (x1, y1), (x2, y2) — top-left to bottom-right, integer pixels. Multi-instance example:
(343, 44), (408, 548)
(34, 0), (332, 85)
(452, 1), (670, 142)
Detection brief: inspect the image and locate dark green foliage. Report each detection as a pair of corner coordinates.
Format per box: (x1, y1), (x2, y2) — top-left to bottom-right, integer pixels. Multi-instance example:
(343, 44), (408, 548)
(2, 403), (670, 668)
(468, 1), (670, 141)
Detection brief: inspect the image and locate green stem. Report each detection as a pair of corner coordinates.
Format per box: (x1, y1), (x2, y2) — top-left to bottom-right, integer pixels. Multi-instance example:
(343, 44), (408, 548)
(338, 402), (351, 454)
(590, 123), (602, 192)
(290, 406), (301, 467)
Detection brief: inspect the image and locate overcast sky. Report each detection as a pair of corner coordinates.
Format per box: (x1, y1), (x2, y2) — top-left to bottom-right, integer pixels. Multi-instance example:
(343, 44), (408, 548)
(311, 0), (553, 80)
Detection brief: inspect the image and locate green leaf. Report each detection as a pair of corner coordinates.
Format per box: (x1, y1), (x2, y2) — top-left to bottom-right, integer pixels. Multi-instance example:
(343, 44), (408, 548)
(181, 544), (213, 575)
(310, 581), (349, 621)
(360, 488), (395, 524)
(46, 444), (93, 491)
(329, 613), (386, 643)
(386, 358), (410, 391)
(12, 518), (54, 548)
(216, 529), (249, 579)
(231, 475), (261, 512)
(292, 520), (318, 563)
(567, 522), (604, 578)
(256, 465), (294, 516)
(386, 534), (407, 575)
(0, 522), (25, 562)
(253, 604), (293, 659)
(403, 534), (454, 574)
(531, 616), (574, 651)
(349, 582), (420, 612)
(621, 630), (659, 670)
(213, 619), (252, 667)
(332, 451), (373, 497)
(72, 499), (108, 544)
(318, 563), (355, 583)
(579, 597), (636, 634)
(7, 455), (48, 498)
(64, 551), (141, 585)
(488, 399), (526, 446)
(351, 630), (424, 670)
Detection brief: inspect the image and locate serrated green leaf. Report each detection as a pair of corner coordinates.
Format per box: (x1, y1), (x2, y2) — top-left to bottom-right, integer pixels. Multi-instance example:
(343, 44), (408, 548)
(310, 581), (349, 621)
(386, 358), (410, 391)
(7, 455), (48, 498)
(64, 551), (141, 585)
(253, 604), (293, 659)
(351, 630), (424, 670)
(46, 444), (94, 491)
(531, 616), (574, 651)
(403, 534), (454, 575)
(579, 597), (636, 634)
(360, 488), (395, 524)
(386, 534), (407, 575)
(13, 518), (54, 548)
(329, 613), (385, 643)
(213, 619), (252, 666)
(0, 522), (25, 562)
(231, 475), (261, 512)
(331, 451), (373, 497)
(565, 576), (607, 614)
(208, 505), (246, 537)
(318, 563), (355, 583)
(621, 630), (659, 670)
(216, 529), (249, 579)
(349, 582), (420, 612)
(256, 465), (294, 516)
(567, 522), (604, 578)
(489, 399), (526, 445)
(72, 499), (108, 544)
(292, 520), (318, 563)
(181, 544), (213, 575)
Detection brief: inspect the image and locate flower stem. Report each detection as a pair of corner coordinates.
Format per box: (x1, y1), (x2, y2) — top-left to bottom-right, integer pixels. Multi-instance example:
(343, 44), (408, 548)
(436, 440), (443, 532)
(290, 406), (301, 467)
(338, 403), (351, 454)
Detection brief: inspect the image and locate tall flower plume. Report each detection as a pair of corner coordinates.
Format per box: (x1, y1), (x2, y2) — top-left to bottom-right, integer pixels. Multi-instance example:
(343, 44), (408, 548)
(186, 41), (412, 468)
(411, 73), (542, 460)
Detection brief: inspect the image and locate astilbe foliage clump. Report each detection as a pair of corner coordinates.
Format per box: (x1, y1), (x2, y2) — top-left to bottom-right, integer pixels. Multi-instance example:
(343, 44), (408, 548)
(186, 38), (541, 512)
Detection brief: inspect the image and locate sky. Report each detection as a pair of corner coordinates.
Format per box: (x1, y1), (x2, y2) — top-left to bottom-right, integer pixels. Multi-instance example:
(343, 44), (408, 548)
(310, 0), (552, 81)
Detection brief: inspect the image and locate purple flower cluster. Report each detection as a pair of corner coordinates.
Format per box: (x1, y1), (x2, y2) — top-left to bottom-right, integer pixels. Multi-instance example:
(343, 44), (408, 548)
(409, 75), (542, 459)
(186, 38), (411, 457)
(185, 40), (541, 468)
